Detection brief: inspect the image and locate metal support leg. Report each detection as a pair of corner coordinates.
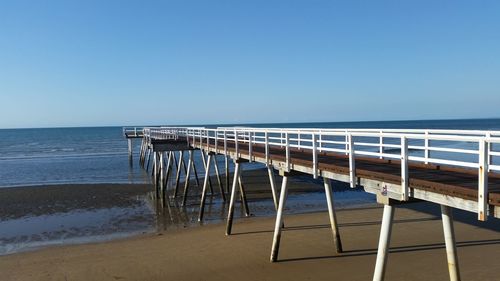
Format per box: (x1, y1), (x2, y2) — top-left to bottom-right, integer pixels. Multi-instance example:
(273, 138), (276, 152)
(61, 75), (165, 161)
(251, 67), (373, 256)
(128, 139), (133, 167)
(139, 141), (144, 166)
(441, 205), (461, 281)
(164, 151), (173, 193)
(140, 141), (145, 166)
(174, 151), (184, 198)
(146, 148), (152, 171)
(225, 156), (230, 192)
(159, 152), (165, 199)
(150, 150), (156, 176)
(213, 155), (226, 201)
(182, 151), (194, 206)
(201, 150), (214, 194)
(153, 152), (159, 198)
(324, 178), (343, 253)
(192, 151), (200, 187)
(182, 153), (188, 175)
(226, 162), (241, 235)
(373, 205), (395, 281)
(270, 175), (289, 262)
(238, 175), (250, 217)
(198, 153), (213, 222)
(267, 166), (279, 210)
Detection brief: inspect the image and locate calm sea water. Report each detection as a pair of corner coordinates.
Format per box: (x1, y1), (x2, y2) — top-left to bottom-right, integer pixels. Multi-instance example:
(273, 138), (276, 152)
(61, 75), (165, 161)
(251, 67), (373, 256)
(1, 118), (499, 188)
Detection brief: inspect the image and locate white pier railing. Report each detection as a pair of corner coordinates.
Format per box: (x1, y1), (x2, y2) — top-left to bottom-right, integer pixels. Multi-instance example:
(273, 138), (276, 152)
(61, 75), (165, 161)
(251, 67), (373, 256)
(123, 127), (145, 137)
(142, 126), (500, 220)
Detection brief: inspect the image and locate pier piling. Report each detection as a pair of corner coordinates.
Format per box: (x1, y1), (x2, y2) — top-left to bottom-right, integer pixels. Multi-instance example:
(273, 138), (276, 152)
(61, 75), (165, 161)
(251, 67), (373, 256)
(324, 178), (343, 253)
(270, 172), (289, 262)
(441, 205), (461, 281)
(226, 160), (242, 235)
(373, 205), (395, 281)
(198, 153), (213, 222)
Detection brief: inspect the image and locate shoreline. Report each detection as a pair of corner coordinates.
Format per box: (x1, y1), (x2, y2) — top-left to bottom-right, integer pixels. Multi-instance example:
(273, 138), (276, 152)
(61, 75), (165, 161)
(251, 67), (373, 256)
(0, 168), (376, 256)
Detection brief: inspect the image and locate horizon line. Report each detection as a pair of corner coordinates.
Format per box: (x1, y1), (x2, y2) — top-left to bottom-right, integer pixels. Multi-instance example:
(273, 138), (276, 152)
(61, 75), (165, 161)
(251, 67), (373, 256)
(1, 116), (499, 130)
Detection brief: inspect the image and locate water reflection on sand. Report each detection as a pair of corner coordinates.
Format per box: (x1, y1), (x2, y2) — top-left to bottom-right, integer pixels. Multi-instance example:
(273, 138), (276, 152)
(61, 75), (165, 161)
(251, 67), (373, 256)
(0, 174), (375, 256)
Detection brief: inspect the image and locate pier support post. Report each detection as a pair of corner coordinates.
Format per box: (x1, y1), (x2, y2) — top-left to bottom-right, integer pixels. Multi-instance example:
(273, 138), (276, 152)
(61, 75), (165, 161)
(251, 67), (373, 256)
(267, 166), (279, 210)
(270, 172), (289, 262)
(192, 151), (200, 187)
(226, 160), (242, 235)
(146, 147), (152, 171)
(128, 139), (133, 166)
(139, 139), (145, 167)
(150, 150), (156, 177)
(159, 152), (165, 199)
(163, 151), (173, 194)
(441, 205), (461, 281)
(141, 141), (146, 167)
(225, 156), (230, 192)
(198, 153), (213, 222)
(172, 151), (178, 174)
(182, 150), (194, 206)
(324, 178), (343, 253)
(238, 175), (250, 217)
(373, 204), (395, 281)
(153, 152), (159, 198)
(201, 150), (214, 194)
(213, 154), (226, 201)
(174, 151), (184, 198)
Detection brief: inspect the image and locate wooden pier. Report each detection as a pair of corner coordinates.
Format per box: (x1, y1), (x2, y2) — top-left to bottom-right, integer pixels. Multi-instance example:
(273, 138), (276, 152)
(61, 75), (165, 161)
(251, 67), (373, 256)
(125, 126), (500, 281)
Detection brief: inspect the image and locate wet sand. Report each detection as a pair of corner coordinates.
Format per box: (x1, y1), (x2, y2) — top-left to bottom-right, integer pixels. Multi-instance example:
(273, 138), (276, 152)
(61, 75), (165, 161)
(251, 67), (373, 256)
(1, 168), (376, 256)
(0, 184), (152, 220)
(1, 201), (499, 281)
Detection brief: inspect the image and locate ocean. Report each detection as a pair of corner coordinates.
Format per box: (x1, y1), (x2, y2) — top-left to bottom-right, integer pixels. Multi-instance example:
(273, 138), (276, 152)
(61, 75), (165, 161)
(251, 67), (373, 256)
(1, 118), (499, 188)
(1, 118), (499, 255)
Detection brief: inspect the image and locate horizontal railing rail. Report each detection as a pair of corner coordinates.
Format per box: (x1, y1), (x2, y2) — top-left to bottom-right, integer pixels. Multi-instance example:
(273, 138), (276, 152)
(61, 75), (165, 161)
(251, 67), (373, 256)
(123, 127), (145, 137)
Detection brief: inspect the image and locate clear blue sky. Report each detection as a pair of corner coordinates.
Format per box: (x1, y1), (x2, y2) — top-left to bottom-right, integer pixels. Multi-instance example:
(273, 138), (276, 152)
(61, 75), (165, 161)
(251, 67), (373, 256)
(1, 1), (499, 128)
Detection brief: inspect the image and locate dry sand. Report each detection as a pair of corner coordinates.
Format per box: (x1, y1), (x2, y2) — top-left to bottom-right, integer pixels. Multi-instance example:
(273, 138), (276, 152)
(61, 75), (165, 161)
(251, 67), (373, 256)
(1, 201), (499, 281)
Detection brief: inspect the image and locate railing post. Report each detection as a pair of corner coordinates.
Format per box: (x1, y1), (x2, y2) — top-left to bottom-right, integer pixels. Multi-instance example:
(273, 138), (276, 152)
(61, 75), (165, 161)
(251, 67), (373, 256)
(265, 131), (269, 165)
(401, 136), (409, 201)
(486, 132), (491, 172)
(312, 133), (318, 179)
(215, 130), (218, 153)
(206, 130), (209, 151)
(348, 133), (355, 188)
(424, 131), (429, 164)
(345, 130), (349, 155)
(285, 132), (290, 171)
(319, 130), (322, 152)
(199, 129), (202, 147)
(478, 139), (489, 221)
(379, 130), (383, 159)
(234, 129), (239, 158)
(249, 131), (253, 162)
(298, 130), (301, 148)
(224, 130), (228, 156)
(280, 130), (284, 147)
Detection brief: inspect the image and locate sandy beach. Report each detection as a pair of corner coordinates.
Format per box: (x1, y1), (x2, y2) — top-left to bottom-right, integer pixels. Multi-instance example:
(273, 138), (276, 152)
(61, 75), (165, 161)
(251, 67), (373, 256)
(1, 196), (499, 280)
